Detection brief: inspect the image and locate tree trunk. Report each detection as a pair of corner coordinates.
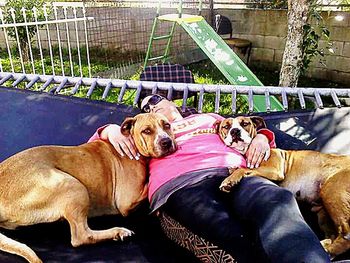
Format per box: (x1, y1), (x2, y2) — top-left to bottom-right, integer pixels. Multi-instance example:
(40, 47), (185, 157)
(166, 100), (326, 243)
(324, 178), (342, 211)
(279, 0), (311, 87)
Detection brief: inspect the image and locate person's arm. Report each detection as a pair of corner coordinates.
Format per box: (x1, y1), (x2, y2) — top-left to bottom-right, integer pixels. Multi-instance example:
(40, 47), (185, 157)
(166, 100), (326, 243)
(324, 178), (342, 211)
(245, 128), (275, 169)
(88, 124), (139, 160)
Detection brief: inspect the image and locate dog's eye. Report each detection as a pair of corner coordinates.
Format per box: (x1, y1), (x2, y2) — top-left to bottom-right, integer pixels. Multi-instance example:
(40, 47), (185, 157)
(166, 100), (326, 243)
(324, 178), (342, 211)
(142, 128), (152, 135)
(164, 123), (171, 129)
(223, 125), (230, 129)
(241, 122), (249, 127)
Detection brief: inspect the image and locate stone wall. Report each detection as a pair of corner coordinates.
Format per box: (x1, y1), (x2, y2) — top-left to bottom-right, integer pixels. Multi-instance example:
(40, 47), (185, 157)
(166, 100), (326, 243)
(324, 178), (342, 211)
(217, 9), (350, 85)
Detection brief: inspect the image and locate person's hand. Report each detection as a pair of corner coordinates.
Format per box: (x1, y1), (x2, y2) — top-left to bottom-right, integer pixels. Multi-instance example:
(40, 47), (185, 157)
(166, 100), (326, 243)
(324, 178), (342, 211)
(245, 134), (270, 168)
(101, 124), (140, 160)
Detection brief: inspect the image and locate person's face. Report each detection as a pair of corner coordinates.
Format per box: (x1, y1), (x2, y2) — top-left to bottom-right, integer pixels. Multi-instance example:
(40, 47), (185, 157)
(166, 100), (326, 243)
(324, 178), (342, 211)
(140, 95), (180, 121)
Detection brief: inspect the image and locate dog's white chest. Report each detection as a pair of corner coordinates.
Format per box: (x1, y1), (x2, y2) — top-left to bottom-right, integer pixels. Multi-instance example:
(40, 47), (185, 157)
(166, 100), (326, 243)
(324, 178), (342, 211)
(279, 177), (321, 203)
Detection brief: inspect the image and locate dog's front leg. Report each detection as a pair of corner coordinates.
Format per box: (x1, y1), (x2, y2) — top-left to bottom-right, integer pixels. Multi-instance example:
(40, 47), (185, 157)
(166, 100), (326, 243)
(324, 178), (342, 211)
(220, 168), (251, 192)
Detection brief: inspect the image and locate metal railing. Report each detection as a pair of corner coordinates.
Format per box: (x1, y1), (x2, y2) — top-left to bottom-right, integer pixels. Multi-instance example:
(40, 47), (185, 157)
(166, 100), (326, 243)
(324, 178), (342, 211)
(1, 72), (350, 114)
(0, 3), (93, 77)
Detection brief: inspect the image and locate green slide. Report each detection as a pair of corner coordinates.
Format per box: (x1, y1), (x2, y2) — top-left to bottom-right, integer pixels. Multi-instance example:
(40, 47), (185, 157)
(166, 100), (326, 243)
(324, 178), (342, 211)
(158, 14), (283, 112)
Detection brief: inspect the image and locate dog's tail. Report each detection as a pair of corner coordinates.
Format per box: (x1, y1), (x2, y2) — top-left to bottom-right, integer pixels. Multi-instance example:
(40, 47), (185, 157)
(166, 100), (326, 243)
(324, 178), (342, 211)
(0, 232), (42, 263)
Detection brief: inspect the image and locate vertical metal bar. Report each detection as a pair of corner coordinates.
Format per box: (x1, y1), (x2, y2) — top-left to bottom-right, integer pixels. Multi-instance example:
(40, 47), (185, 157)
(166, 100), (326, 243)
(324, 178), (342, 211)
(248, 88), (254, 113)
(0, 9), (15, 72)
(82, 6), (91, 78)
(63, 6), (74, 77)
(214, 86), (220, 113)
(10, 8), (26, 73)
(33, 7), (45, 75)
(198, 85), (205, 113)
(264, 89), (271, 112)
(231, 88), (237, 114)
(22, 8), (35, 74)
(0, 58), (3, 72)
(43, 5), (55, 75)
(53, 6), (65, 76)
(73, 7), (83, 77)
(297, 89), (306, 109)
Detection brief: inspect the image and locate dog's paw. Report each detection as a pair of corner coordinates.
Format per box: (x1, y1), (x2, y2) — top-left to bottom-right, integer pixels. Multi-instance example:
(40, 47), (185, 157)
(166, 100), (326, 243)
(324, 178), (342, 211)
(113, 227), (134, 241)
(220, 178), (239, 192)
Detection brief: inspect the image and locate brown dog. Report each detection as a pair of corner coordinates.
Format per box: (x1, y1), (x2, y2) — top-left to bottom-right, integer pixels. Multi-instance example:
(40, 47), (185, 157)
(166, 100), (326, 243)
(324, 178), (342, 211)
(0, 113), (176, 263)
(217, 116), (350, 258)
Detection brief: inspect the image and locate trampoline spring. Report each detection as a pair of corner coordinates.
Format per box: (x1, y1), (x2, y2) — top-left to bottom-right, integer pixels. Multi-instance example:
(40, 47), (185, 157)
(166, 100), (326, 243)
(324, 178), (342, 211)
(198, 85), (205, 113)
(181, 84), (189, 112)
(0, 74), (13, 85)
(25, 75), (40, 89)
(86, 79), (97, 98)
(133, 83), (142, 106)
(231, 88), (237, 114)
(264, 89), (271, 113)
(71, 78), (83, 95)
(118, 82), (128, 103)
(314, 90), (323, 109)
(248, 88), (254, 113)
(40, 76), (54, 91)
(297, 89), (306, 109)
(215, 86), (220, 114)
(12, 74), (26, 88)
(152, 83), (158, 95)
(102, 81), (113, 100)
(330, 90), (341, 108)
(55, 77), (69, 93)
(281, 89), (288, 111)
(166, 84), (173, 101)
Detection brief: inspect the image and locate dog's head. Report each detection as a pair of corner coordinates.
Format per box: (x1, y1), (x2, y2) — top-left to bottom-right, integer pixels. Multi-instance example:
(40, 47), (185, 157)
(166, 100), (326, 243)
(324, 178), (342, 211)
(120, 113), (176, 158)
(216, 116), (266, 154)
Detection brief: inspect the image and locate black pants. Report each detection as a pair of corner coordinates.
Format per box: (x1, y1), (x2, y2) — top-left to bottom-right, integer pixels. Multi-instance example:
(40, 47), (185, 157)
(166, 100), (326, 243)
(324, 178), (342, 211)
(163, 175), (331, 263)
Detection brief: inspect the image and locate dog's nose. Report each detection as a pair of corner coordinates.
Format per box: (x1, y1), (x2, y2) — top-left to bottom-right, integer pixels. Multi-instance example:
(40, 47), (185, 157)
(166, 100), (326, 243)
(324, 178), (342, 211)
(160, 137), (172, 150)
(230, 128), (241, 138)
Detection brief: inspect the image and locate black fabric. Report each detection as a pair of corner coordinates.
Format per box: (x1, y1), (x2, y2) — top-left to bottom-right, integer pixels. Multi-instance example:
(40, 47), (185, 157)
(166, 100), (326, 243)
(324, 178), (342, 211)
(163, 174), (331, 263)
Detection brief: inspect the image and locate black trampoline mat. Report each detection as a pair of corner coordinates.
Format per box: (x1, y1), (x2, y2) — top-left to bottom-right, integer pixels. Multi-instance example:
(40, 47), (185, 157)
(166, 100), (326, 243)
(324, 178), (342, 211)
(1, 86), (350, 262)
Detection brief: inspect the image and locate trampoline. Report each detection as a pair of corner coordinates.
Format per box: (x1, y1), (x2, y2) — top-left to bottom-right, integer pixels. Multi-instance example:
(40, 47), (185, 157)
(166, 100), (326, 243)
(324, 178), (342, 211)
(1, 73), (350, 262)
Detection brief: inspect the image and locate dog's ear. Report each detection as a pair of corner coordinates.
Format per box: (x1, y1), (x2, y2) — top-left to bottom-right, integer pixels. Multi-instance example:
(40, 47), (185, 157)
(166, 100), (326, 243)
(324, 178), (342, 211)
(213, 120), (222, 133)
(251, 116), (267, 130)
(120, 117), (136, 136)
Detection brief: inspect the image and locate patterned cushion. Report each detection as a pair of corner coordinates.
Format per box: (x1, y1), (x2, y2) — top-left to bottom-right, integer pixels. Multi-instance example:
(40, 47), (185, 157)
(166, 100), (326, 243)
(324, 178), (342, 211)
(159, 212), (236, 263)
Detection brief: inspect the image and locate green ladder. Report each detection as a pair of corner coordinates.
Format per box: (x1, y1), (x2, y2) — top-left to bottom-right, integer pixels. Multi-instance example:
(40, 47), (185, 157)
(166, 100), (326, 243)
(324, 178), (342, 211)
(144, 1), (283, 112)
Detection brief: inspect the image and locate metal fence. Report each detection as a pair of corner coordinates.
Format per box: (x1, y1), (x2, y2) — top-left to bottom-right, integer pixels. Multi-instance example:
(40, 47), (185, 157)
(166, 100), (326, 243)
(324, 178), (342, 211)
(0, 2), (93, 77)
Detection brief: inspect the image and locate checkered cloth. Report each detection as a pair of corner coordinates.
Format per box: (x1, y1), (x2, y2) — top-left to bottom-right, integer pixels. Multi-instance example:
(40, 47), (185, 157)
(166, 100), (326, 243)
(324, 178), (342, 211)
(140, 63), (194, 83)
(138, 63), (197, 107)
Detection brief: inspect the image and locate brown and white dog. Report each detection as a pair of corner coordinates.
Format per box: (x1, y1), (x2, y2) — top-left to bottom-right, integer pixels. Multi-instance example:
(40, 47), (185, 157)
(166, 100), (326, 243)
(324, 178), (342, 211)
(217, 116), (350, 258)
(0, 113), (176, 263)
